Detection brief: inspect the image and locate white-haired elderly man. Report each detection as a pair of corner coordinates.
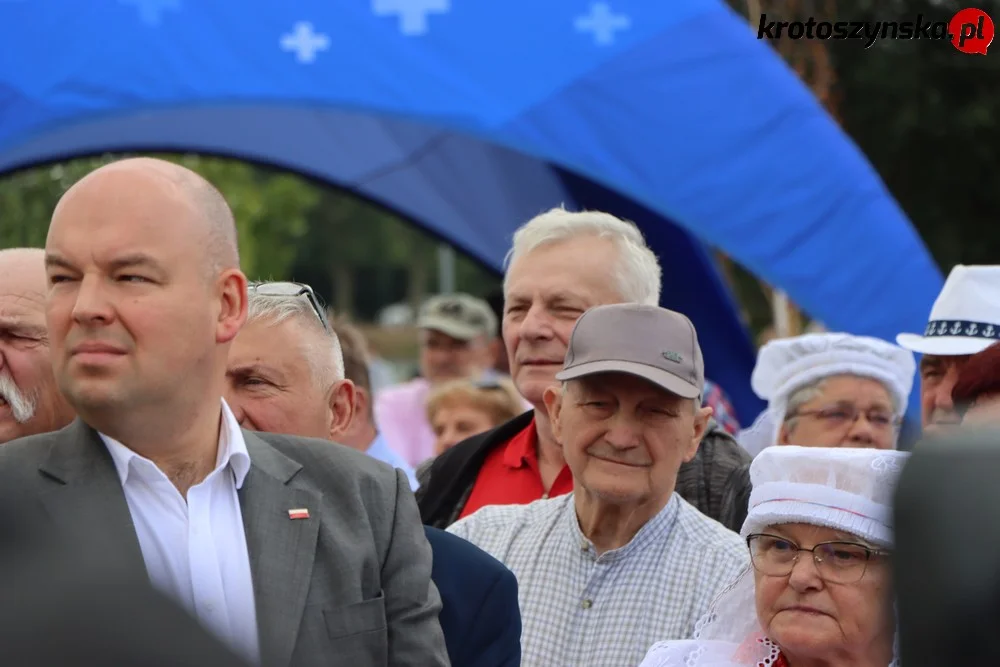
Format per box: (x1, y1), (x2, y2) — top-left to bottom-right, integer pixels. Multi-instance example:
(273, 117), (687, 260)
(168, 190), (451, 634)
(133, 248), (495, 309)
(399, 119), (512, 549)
(448, 303), (748, 667)
(224, 281), (418, 488)
(737, 332), (917, 456)
(417, 207), (752, 532)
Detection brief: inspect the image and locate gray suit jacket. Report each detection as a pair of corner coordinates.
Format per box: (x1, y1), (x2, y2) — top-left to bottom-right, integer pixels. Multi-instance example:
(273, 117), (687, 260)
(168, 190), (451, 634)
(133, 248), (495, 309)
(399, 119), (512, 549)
(0, 419), (450, 667)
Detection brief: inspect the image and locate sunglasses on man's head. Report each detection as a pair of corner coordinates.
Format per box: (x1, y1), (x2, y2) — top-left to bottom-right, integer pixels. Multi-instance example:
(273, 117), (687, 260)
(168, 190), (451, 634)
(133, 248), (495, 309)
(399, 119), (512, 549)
(248, 281), (331, 333)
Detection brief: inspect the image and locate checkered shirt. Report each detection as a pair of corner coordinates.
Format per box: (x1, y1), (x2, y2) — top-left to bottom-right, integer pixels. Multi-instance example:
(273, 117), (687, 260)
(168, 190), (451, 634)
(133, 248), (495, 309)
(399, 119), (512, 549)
(447, 493), (749, 667)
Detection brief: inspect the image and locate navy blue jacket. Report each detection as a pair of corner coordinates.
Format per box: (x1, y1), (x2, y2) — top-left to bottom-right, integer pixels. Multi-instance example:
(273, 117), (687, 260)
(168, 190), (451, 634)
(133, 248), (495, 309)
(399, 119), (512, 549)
(424, 526), (521, 667)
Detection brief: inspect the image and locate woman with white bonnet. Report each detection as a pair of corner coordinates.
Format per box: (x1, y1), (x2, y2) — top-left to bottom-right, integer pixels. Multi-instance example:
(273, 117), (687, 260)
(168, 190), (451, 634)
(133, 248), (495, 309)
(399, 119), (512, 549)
(639, 445), (906, 667)
(738, 333), (916, 456)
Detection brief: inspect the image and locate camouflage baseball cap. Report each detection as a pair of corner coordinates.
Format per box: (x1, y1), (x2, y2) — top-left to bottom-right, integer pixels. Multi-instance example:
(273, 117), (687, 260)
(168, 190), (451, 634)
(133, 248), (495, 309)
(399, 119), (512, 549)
(417, 293), (498, 341)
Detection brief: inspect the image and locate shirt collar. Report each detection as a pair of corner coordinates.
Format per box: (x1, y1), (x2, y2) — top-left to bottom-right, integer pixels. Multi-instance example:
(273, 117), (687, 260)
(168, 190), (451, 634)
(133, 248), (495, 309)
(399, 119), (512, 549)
(101, 399), (252, 489)
(502, 416), (538, 469)
(566, 492), (682, 562)
(366, 433), (389, 457)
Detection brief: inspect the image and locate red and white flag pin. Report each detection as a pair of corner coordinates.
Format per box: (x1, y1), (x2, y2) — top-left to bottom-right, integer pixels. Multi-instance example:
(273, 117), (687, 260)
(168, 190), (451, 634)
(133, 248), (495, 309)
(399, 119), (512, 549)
(288, 508), (310, 520)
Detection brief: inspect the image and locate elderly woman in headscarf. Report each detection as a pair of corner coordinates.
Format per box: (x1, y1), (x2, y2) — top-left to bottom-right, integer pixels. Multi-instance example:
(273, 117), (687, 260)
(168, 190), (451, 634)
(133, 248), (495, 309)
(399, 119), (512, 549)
(639, 445), (905, 667)
(738, 333), (916, 457)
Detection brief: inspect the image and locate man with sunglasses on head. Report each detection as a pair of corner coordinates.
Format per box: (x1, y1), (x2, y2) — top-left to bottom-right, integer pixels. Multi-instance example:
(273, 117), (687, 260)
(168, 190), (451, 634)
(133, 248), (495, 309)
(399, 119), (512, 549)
(226, 287), (522, 667)
(0, 158), (448, 667)
(225, 285), (417, 489)
(375, 293), (502, 469)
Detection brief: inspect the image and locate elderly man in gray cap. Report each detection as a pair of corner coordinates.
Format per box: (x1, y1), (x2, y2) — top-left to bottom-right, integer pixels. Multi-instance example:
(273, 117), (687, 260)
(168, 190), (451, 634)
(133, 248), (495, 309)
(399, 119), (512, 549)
(448, 303), (748, 667)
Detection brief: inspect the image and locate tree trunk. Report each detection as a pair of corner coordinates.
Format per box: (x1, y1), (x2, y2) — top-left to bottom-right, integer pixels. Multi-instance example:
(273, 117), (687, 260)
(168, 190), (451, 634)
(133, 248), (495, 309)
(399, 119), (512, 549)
(409, 257), (429, 315)
(332, 263), (354, 318)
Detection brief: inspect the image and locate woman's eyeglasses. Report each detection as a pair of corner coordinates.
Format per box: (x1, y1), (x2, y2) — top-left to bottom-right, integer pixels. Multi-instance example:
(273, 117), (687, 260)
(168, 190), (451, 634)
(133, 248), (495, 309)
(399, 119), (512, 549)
(248, 281), (331, 333)
(746, 533), (889, 584)
(786, 405), (902, 431)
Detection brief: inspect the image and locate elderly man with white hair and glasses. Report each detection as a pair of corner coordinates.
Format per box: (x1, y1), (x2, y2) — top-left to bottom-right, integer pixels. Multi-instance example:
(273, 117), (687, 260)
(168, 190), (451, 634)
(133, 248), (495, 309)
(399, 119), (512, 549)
(737, 333), (916, 457)
(448, 303), (748, 667)
(417, 207), (753, 532)
(895, 264), (1000, 434)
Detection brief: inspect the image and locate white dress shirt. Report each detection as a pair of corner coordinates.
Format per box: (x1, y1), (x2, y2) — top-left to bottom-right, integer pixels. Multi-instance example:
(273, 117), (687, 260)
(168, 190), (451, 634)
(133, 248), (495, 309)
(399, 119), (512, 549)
(101, 401), (260, 664)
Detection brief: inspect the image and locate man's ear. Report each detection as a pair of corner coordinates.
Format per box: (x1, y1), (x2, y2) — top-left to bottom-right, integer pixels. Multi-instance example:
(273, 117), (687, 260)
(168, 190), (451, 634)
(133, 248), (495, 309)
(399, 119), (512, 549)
(353, 385), (370, 427)
(684, 405), (714, 462)
(543, 384), (564, 440)
(216, 268), (248, 345)
(328, 380), (357, 441)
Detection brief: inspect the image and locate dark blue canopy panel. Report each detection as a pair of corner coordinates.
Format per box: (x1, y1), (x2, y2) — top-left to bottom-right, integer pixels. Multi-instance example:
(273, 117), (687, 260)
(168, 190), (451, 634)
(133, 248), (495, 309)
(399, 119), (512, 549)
(0, 0), (942, 420)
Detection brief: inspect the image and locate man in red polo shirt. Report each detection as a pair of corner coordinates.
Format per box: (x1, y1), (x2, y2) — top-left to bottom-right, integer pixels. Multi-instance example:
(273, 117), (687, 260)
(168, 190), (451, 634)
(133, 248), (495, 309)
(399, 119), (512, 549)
(416, 207), (752, 530)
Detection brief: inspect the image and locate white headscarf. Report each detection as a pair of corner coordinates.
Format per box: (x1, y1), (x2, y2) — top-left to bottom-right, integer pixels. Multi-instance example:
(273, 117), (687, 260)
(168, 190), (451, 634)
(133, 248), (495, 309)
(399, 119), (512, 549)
(638, 446), (907, 667)
(737, 333), (916, 457)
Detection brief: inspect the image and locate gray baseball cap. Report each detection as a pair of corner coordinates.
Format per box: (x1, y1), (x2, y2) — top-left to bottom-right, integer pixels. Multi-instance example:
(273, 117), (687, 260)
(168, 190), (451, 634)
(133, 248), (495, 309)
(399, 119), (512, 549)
(555, 303), (705, 399)
(417, 293), (498, 341)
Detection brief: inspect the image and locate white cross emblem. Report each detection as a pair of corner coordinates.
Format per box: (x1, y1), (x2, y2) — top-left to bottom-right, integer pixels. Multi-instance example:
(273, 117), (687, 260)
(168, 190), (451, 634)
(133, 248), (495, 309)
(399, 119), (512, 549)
(372, 0), (450, 36)
(575, 2), (631, 46)
(119, 0), (180, 26)
(280, 22), (330, 64)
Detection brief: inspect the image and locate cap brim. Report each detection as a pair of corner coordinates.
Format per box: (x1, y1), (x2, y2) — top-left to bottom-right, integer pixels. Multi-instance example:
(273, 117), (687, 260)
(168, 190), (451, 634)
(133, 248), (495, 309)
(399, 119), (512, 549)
(555, 360), (700, 399)
(417, 316), (479, 341)
(895, 333), (995, 356)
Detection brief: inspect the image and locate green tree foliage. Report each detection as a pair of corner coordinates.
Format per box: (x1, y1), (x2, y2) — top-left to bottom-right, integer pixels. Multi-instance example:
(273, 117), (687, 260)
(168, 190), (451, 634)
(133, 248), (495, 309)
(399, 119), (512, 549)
(0, 153), (318, 280)
(0, 156), (112, 248)
(831, 0), (1000, 269)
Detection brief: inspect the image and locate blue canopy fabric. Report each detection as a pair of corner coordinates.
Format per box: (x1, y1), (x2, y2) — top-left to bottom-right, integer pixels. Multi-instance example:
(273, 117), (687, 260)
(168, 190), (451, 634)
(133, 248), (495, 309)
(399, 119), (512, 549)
(0, 0), (942, 421)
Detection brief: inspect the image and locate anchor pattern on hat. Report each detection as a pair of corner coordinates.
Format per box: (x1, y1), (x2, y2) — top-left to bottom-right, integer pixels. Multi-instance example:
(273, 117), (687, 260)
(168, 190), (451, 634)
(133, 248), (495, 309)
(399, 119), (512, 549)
(924, 319), (1000, 339)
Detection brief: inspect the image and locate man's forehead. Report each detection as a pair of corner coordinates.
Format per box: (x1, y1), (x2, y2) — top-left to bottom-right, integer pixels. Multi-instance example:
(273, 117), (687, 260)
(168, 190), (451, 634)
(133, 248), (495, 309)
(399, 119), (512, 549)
(0, 250), (47, 291)
(572, 373), (681, 399)
(920, 354), (970, 369)
(504, 283), (599, 304)
(50, 167), (203, 245)
(0, 285), (46, 318)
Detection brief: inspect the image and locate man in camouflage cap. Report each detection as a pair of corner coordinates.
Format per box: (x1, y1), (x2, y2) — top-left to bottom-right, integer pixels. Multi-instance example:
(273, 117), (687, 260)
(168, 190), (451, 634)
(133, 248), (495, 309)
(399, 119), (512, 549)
(375, 293), (499, 468)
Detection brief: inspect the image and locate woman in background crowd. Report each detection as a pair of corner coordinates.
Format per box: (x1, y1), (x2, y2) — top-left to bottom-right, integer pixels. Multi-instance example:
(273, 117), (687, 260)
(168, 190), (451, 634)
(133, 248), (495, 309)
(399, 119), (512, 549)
(640, 445), (904, 667)
(738, 333), (915, 455)
(426, 378), (526, 457)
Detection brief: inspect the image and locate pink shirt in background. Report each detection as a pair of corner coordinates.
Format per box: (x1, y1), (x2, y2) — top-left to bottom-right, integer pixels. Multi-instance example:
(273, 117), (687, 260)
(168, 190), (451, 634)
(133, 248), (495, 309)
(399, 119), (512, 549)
(374, 378), (437, 468)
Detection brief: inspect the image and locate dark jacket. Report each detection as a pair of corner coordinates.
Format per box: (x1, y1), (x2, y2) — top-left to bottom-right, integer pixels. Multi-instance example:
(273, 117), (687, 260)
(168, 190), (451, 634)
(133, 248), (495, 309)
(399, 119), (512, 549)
(425, 527), (521, 667)
(416, 411), (752, 532)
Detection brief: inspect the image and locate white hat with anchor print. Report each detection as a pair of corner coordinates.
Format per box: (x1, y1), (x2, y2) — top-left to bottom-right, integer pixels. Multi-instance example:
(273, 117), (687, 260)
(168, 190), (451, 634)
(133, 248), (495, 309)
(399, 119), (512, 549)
(897, 265), (1000, 356)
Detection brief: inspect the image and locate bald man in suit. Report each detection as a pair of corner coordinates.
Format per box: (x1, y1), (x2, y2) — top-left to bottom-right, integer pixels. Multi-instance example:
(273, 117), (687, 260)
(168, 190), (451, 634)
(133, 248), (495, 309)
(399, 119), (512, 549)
(0, 158), (448, 667)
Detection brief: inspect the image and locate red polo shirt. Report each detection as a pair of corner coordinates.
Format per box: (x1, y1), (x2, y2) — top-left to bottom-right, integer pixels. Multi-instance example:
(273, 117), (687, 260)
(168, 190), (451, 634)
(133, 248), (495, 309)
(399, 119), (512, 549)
(458, 417), (575, 520)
